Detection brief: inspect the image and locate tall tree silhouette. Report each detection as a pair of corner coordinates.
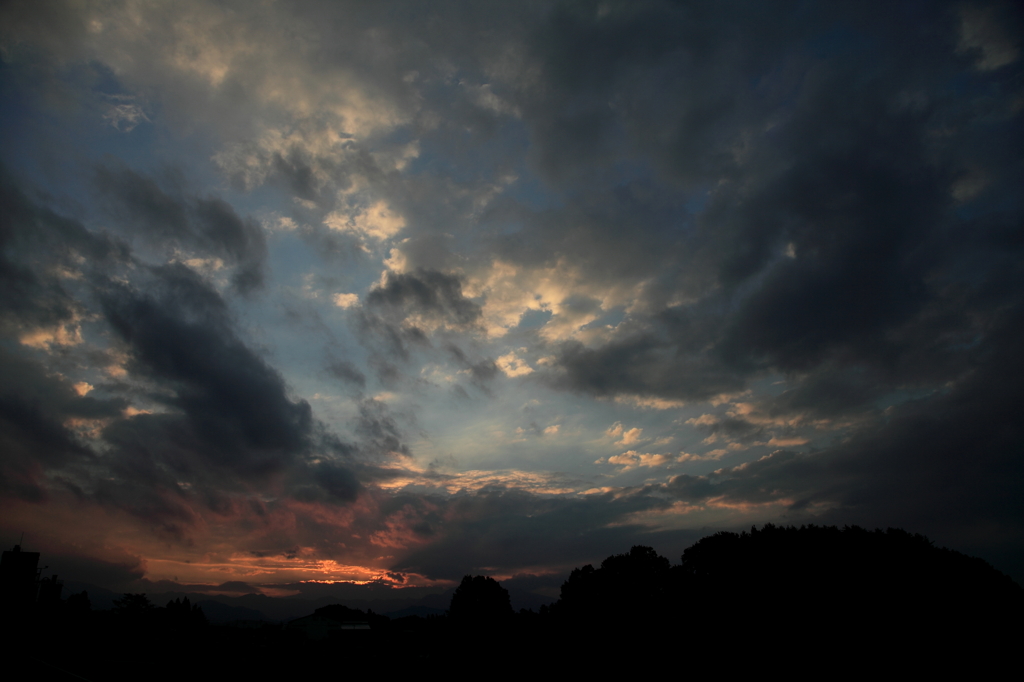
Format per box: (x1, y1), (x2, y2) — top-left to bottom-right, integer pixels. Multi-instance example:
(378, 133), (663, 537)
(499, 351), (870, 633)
(166, 596), (208, 628)
(558, 545), (672, 628)
(449, 575), (513, 628)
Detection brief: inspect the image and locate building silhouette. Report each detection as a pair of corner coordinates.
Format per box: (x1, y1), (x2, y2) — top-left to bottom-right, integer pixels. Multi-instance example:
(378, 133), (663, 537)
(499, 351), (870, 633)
(0, 544), (62, 614)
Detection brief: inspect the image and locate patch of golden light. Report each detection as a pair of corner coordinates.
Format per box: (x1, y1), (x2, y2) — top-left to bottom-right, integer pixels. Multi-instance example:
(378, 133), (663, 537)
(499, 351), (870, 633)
(179, 256), (226, 273)
(375, 466), (581, 496)
(613, 395), (688, 410)
(369, 503), (441, 550)
(149, 2), (408, 136)
(704, 496), (796, 512)
(332, 292), (360, 309)
(685, 414), (719, 427)
(169, 22), (236, 88)
(496, 349), (534, 377)
(606, 422), (644, 446)
(685, 401), (833, 452)
(20, 322), (83, 350)
(324, 200), (406, 241)
(709, 390), (751, 406)
(729, 402), (805, 427)
(214, 128), (341, 191)
(63, 417), (111, 440)
(52, 264), (84, 280)
(598, 450), (682, 471)
(105, 351), (131, 378)
(374, 476), (424, 491)
(767, 436), (810, 447)
(145, 552), (377, 585)
(382, 246), (409, 275)
(609, 494), (801, 531)
(607, 500), (705, 527)
(122, 406), (152, 418)
(465, 258), (636, 341)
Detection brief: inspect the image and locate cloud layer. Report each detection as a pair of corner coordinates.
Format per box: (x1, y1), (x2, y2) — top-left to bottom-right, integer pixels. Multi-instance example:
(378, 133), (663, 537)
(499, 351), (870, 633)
(1, 0), (1022, 588)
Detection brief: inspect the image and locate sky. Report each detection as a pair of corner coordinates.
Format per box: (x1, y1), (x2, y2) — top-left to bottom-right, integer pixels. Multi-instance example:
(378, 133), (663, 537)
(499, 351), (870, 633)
(1, 0), (1022, 596)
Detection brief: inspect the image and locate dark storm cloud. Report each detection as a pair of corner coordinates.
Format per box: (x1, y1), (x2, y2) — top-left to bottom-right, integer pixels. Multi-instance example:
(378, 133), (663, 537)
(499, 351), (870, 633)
(467, 0), (1021, 579)
(292, 460), (361, 504)
(0, 165), (128, 330)
(523, 0), (1023, 405)
(366, 269), (482, 330)
(326, 360), (366, 388)
(0, 171), (372, 526)
(686, 413), (762, 443)
(270, 151), (321, 202)
(516, 1), (811, 185)
(710, 93), (945, 371)
(98, 263), (312, 476)
(46, 550), (147, 592)
(0, 349), (113, 501)
(445, 343), (498, 387)
(389, 486), (702, 580)
(757, 368), (882, 422)
(353, 310), (429, 376)
(0, 168), (130, 500)
(354, 269), (483, 381)
(551, 306), (746, 402)
(88, 263), (372, 519)
(355, 399), (410, 459)
(95, 164), (267, 293)
(660, 304), (1024, 573)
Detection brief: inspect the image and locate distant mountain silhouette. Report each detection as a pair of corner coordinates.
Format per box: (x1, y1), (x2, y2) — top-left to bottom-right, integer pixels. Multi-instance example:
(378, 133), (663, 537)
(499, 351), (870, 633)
(195, 599), (269, 624)
(383, 604), (446, 619)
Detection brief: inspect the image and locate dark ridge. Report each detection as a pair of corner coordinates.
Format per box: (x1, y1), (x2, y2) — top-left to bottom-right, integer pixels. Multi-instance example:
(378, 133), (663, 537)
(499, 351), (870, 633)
(4, 526), (1020, 676)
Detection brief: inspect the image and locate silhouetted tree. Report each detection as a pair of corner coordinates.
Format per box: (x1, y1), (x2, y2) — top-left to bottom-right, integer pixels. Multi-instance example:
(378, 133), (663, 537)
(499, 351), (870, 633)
(65, 590), (91, 613)
(113, 593), (154, 615)
(449, 575), (513, 628)
(557, 545), (672, 629)
(166, 596), (208, 628)
(110, 592), (157, 635)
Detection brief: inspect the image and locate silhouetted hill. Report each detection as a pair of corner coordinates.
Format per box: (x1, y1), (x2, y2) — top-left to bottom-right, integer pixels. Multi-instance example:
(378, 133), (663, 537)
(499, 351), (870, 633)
(60, 581), (122, 610)
(384, 605), (446, 618)
(195, 600), (269, 624)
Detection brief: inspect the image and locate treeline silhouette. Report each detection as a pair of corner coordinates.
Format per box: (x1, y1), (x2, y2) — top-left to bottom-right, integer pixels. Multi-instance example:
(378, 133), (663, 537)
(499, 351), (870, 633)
(555, 525), (1022, 635)
(7, 525), (1021, 677)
